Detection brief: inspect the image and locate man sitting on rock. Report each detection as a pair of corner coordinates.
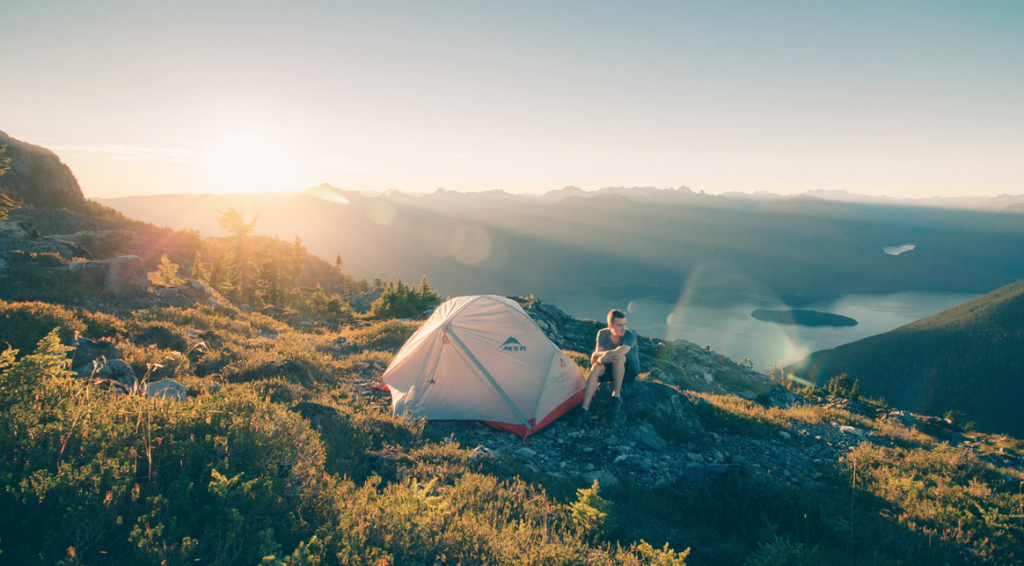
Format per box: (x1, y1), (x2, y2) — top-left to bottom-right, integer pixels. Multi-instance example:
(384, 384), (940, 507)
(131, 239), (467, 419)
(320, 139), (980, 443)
(578, 309), (639, 419)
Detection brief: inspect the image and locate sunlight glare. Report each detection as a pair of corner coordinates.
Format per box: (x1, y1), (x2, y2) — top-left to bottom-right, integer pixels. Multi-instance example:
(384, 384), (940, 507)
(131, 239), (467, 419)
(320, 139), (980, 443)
(202, 130), (300, 194)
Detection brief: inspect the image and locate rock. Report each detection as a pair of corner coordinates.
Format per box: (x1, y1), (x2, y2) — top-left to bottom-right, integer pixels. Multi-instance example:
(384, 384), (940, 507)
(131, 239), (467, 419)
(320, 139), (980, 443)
(840, 425), (865, 437)
(731, 454), (749, 466)
(703, 372), (713, 384)
(764, 385), (799, 409)
(778, 431), (791, 440)
(206, 297), (219, 308)
(78, 358), (138, 389)
(632, 422), (668, 451)
(187, 278), (217, 299)
(70, 336), (116, 369)
(686, 452), (704, 463)
(581, 470), (619, 488)
(514, 447), (536, 458)
(99, 255), (149, 298)
(348, 289), (383, 313)
(0, 220), (38, 240)
(737, 391), (757, 401)
(354, 362), (371, 370)
(144, 379), (186, 402)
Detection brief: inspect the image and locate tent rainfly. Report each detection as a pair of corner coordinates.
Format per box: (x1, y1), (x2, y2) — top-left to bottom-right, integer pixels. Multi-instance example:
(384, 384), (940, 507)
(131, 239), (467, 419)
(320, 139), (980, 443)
(382, 295), (585, 437)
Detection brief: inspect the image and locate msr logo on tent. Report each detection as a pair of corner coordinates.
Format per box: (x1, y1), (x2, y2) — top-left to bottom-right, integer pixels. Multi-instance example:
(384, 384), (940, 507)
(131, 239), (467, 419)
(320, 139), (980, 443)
(500, 336), (526, 352)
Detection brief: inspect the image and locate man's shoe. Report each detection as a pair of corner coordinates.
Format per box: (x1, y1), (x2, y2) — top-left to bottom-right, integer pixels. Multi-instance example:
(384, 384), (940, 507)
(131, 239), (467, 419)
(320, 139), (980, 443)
(610, 396), (624, 415)
(573, 408), (596, 426)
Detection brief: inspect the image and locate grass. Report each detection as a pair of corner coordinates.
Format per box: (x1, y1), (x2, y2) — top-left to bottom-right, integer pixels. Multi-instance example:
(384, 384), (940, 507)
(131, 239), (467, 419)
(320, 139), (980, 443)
(1, 299), (1022, 565)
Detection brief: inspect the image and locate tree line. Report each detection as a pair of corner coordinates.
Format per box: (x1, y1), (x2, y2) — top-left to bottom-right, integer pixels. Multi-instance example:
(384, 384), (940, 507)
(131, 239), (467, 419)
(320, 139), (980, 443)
(161, 208), (440, 320)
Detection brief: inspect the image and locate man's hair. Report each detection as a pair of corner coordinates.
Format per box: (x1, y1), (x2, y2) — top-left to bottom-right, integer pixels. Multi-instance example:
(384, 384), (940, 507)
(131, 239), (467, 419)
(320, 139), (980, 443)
(607, 309), (626, 326)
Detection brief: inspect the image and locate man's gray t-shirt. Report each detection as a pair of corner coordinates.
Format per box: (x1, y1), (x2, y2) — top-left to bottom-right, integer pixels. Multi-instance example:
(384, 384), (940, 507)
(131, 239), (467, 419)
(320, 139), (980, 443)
(596, 328), (639, 368)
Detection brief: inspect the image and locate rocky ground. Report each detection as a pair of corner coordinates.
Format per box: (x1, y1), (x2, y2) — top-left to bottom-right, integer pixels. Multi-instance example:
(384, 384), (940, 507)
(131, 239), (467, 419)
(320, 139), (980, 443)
(347, 298), (1024, 491)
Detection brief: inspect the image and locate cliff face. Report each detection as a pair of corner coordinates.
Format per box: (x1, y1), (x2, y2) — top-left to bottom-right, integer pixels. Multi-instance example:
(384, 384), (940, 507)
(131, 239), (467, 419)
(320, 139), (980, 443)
(0, 130), (86, 210)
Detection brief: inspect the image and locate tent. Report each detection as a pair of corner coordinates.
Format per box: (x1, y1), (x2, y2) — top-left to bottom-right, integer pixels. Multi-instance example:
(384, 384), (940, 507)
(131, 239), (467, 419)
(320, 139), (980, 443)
(382, 295), (585, 437)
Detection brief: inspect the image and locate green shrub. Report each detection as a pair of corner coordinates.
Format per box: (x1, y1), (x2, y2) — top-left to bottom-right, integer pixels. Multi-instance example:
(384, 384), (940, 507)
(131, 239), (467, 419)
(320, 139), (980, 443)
(0, 300), (85, 356)
(572, 481), (617, 539)
(825, 373), (859, 400)
(743, 536), (816, 566)
(0, 330), (688, 566)
(78, 309), (128, 338)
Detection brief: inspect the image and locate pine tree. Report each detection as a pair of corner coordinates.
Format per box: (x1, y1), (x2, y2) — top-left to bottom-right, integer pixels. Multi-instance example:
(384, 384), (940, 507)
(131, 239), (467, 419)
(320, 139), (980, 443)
(291, 236), (306, 291)
(190, 250), (209, 283)
(216, 208), (258, 303)
(332, 253), (345, 294)
(0, 193), (15, 220)
(156, 254), (184, 286)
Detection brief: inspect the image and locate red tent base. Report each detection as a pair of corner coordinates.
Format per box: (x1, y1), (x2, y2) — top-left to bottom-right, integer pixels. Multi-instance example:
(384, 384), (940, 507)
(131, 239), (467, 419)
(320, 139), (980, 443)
(483, 390), (584, 438)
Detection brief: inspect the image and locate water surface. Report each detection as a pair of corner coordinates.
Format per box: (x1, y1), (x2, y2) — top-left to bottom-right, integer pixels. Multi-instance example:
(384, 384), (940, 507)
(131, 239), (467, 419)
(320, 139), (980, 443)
(544, 290), (978, 373)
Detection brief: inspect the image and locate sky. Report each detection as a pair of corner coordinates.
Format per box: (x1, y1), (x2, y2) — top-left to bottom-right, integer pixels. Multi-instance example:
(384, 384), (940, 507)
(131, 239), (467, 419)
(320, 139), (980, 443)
(1, 1), (1022, 199)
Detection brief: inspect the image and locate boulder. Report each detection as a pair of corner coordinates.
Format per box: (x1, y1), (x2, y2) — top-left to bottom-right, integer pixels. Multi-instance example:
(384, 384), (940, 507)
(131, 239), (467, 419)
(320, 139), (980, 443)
(186, 278), (217, 299)
(348, 289), (383, 313)
(0, 220), (38, 240)
(104, 255), (149, 298)
(76, 358), (137, 389)
(70, 336), (117, 370)
(632, 421), (668, 451)
(144, 379), (187, 402)
(763, 385), (799, 409)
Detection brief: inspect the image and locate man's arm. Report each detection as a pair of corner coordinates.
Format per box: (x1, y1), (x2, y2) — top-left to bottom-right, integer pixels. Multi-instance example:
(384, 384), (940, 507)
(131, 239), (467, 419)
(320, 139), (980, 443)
(592, 344), (630, 364)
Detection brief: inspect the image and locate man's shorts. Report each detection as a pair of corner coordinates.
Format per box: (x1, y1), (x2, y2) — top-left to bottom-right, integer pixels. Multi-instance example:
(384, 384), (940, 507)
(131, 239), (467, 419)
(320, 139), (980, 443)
(599, 358), (640, 383)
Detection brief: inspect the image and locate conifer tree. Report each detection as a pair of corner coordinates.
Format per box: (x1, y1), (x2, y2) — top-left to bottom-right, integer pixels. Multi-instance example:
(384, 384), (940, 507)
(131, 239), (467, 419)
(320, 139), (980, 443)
(156, 254), (184, 286)
(332, 253), (345, 294)
(216, 208), (258, 303)
(190, 250), (209, 283)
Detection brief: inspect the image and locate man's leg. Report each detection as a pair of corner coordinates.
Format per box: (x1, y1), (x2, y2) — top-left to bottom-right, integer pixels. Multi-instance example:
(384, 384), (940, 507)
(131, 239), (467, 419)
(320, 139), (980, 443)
(611, 358), (625, 398)
(581, 364), (604, 410)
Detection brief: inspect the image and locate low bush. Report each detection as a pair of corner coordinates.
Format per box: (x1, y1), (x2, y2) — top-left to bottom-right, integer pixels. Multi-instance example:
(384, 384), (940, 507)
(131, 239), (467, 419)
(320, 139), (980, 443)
(343, 319), (418, 351)
(0, 330), (688, 565)
(0, 300), (85, 356)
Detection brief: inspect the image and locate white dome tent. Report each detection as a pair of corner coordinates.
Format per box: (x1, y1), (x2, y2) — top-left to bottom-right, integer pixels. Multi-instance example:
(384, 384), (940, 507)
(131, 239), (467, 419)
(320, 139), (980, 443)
(382, 295), (585, 437)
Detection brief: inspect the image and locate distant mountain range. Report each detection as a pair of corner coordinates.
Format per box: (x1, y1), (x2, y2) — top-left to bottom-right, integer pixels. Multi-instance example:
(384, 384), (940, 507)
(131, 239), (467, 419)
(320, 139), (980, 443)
(370, 185), (1024, 212)
(95, 182), (1024, 306)
(789, 280), (1024, 436)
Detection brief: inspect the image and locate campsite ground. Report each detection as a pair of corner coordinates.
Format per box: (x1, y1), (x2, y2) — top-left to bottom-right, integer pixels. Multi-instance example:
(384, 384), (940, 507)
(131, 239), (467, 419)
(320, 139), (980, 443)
(2, 287), (1023, 564)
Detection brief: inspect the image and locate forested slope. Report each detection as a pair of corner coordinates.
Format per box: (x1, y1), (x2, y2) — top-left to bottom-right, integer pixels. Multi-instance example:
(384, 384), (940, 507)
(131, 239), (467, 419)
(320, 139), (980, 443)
(790, 280), (1024, 435)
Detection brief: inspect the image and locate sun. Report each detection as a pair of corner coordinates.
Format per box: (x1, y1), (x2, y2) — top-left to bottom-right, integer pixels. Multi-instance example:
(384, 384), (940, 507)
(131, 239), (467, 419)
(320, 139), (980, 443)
(201, 129), (300, 194)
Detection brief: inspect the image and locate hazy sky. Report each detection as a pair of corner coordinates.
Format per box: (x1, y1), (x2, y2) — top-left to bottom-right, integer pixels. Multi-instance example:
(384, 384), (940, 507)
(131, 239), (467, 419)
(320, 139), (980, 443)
(2, 1), (1022, 198)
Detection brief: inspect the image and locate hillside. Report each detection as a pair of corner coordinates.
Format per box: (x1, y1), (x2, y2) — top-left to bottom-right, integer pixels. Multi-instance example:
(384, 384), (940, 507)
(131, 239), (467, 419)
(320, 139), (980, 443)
(1, 271), (1023, 564)
(0, 130), (87, 211)
(789, 280), (1024, 436)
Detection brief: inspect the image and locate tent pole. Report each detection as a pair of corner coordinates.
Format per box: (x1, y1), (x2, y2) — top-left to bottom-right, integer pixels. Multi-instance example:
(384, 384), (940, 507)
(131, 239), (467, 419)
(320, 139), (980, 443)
(447, 328), (533, 431)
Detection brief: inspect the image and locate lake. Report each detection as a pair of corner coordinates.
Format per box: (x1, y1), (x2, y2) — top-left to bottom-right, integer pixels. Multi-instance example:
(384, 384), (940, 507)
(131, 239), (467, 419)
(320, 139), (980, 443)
(542, 290), (979, 373)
